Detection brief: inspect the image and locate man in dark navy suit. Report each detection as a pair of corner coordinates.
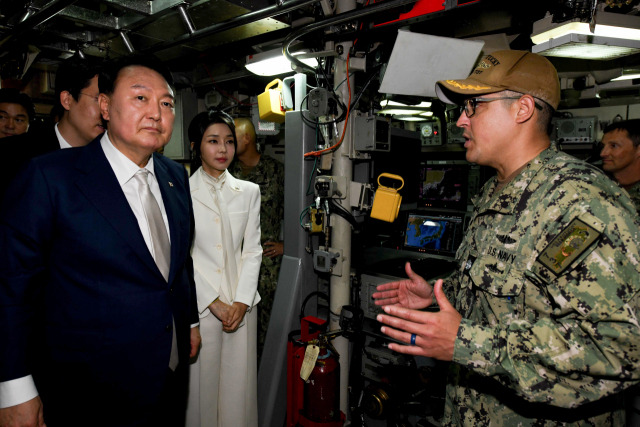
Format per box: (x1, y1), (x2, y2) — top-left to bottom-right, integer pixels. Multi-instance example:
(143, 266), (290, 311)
(0, 55), (104, 200)
(0, 54), (200, 427)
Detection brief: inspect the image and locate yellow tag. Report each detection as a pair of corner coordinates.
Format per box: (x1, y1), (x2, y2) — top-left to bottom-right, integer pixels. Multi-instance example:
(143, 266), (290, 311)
(537, 218), (600, 275)
(300, 344), (320, 382)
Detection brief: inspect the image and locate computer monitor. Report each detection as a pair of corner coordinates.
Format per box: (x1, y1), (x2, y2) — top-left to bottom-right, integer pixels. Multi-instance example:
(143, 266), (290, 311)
(418, 161), (468, 210)
(403, 212), (466, 258)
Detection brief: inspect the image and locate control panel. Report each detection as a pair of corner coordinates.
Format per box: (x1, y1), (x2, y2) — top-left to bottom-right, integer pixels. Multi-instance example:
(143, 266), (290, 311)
(552, 116), (597, 144)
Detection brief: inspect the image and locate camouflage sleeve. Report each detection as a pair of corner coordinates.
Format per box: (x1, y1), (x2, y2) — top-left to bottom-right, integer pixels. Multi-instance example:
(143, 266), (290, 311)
(453, 182), (640, 408)
(444, 269), (460, 303)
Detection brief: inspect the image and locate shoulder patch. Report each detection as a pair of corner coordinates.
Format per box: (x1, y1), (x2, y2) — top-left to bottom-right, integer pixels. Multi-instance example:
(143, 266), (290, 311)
(537, 218), (600, 276)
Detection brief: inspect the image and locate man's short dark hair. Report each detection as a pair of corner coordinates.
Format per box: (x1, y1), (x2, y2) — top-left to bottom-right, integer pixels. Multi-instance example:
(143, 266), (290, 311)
(54, 55), (103, 104)
(99, 54), (174, 96)
(0, 88), (35, 122)
(603, 119), (640, 147)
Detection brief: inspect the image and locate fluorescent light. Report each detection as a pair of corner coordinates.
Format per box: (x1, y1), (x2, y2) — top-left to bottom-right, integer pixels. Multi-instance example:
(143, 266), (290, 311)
(380, 100), (432, 108)
(380, 100), (406, 107)
(395, 115), (426, 121)
(532, 34), (640, 60)
(531, 22), (640, 45)
(531, 11), (640, 60)
(378, 100), (433, 117)
(612, 70), (640, 81)
(378, 107), (424, 115)
(246, 50), (318, 76)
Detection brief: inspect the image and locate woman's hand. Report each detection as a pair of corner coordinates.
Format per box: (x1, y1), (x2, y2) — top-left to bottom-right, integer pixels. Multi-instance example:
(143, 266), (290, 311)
(223, 302), (249, 333)
(209, 298), (232, 324)
(263, 240), (283, 259)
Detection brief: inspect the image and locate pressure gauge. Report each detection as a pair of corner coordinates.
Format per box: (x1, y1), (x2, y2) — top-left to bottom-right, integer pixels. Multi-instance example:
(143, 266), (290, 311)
(420, 120), (442, 146)
(421, 123), (434, 138)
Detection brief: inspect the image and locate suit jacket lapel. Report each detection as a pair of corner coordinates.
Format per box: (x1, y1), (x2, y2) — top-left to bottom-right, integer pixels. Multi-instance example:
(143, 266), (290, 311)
(191, 168), (219, 215)
(74, 140), (162, 281)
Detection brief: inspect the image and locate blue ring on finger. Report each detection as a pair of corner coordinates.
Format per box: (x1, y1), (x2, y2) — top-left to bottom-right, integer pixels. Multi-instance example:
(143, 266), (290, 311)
(410, 333), (416, 346)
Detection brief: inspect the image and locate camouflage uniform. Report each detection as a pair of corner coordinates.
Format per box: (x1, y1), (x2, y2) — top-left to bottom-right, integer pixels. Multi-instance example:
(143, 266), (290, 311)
(443, 147), (640, 426)
(624, 181), (640, 215)
(231, 154), (285, 358)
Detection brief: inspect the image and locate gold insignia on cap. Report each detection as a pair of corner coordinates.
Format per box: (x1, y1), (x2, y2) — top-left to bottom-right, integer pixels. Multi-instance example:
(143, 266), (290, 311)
(537, 218), (600, 275)
(445, 80), (492, 91)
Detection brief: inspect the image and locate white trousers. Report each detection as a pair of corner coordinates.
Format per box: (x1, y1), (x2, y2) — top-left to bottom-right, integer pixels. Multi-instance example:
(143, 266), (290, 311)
(186, 309), (258, 427)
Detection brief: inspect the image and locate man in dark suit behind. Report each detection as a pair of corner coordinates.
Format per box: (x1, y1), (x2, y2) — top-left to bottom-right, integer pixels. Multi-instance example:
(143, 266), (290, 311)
(0, 55), (105, 200)
(0, 54), (201, 426)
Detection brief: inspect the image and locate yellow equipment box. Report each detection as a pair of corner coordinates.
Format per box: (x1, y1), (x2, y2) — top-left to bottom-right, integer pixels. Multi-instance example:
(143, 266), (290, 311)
(371, 173), (404, 223)
(258, 79), (286, 123)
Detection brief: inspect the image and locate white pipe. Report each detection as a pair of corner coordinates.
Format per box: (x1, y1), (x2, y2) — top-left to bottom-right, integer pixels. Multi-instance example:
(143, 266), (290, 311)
(330, 0), (355, 415)
(294, 73), (307, 111)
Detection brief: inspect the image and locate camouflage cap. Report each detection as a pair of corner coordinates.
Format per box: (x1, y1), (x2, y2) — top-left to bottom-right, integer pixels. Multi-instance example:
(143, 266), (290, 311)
(435, 50), (560, 110)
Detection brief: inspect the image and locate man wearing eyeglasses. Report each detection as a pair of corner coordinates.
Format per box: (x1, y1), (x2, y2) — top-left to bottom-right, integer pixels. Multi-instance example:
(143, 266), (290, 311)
(1, 56), (106, 201)
(374, 50), (640, 425)
(42, 55), (105, 152)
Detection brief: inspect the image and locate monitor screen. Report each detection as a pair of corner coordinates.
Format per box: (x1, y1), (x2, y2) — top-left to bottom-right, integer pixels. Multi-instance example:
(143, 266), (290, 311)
(418, 161), (468, 210)
(403, 212), (466, 257)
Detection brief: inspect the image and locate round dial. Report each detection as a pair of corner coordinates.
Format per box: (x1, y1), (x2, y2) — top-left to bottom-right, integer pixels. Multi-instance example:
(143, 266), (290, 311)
(421, 123), (433, 138)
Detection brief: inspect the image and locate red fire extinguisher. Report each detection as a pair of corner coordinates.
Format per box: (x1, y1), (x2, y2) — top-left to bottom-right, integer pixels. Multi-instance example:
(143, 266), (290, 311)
(287, 316), (346, 427)
(301, 337), (342, 426)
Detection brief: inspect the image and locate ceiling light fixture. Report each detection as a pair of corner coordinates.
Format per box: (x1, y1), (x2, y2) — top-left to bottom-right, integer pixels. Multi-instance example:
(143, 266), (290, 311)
(245, 49), (318, 76)
(611, 69), (640, 81)
(378, 100), (433, 117)
(531, 11), (640, 60)
(395, 115), (427, 121)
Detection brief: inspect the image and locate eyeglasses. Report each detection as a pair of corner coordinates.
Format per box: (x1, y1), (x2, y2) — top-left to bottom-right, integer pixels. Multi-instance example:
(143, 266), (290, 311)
(78, 92), (99, 102)
(461, 96), (543, 118)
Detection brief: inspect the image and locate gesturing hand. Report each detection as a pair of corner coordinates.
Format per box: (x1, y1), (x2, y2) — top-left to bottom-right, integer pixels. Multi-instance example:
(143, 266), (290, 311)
(376, 279), (461, 361)
(372, 262), (434, 310)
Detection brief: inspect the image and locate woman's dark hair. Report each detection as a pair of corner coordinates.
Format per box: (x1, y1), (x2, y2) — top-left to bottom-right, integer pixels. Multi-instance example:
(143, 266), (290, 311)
(189, 109), (237, 175)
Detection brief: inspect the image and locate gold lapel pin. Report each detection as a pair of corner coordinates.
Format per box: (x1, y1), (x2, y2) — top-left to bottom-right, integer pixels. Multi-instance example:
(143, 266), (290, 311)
(168, 182), (174, 187)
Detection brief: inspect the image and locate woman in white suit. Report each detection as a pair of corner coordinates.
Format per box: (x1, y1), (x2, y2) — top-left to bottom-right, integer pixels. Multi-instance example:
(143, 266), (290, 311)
(186, 110), (262, 427)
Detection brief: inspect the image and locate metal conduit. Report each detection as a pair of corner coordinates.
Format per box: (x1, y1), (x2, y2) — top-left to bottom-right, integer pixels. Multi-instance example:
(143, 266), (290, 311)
(142, 0), (320, 54)
(0, 0), (79, 49)
(283, 0), (418, 73)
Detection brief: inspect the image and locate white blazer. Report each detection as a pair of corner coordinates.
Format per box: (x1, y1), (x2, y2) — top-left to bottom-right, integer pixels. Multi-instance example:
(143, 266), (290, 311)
(190, 168), (262, 317)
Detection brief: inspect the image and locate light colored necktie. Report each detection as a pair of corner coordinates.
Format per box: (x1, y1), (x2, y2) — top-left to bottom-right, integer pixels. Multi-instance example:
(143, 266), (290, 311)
(133, 169), (171, 281)
(133, 169), (178, 370)
(210, 176), (239, 303)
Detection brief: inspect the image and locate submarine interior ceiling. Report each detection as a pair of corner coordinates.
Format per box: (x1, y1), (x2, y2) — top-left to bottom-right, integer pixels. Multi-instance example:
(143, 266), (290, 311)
(1, 0), (640, 109)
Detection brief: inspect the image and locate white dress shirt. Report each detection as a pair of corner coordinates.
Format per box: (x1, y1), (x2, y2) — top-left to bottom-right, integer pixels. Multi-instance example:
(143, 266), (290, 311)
(54, 122), (73, 149)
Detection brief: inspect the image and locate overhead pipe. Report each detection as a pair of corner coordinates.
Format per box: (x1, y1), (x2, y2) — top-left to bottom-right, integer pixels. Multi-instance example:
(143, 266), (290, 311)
(283, 0), (418, 74)
(0, 0), (79, 49)
(141, 0), (320, 54)
(119, 31), (136, 54)
(177, 4), (196, 35)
